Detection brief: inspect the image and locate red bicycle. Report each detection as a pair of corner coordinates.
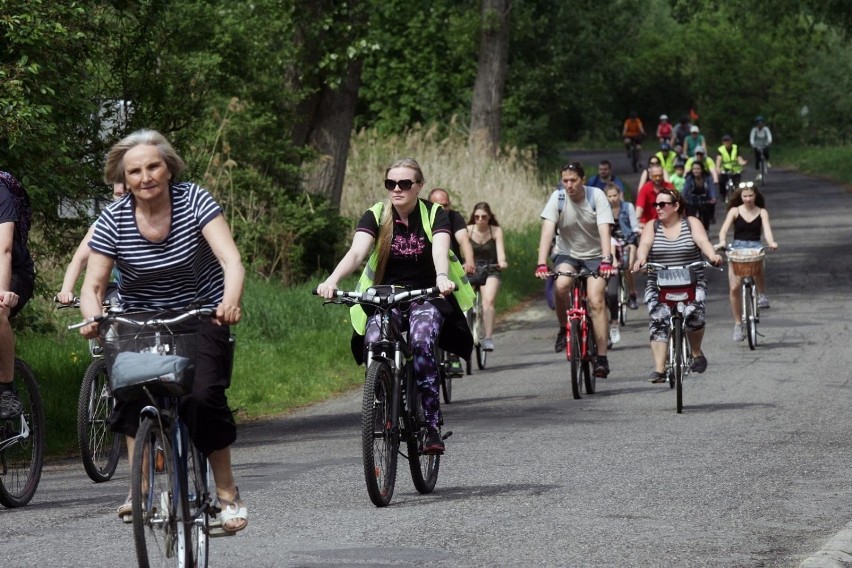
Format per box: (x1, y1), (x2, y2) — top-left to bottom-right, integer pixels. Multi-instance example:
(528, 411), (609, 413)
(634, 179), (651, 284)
(552, 269), (600, 399)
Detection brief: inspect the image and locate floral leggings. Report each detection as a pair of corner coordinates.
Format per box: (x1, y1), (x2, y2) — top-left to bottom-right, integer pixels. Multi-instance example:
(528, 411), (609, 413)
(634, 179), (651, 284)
(644, 285), (706, 341)
(364, 301), (444, 429)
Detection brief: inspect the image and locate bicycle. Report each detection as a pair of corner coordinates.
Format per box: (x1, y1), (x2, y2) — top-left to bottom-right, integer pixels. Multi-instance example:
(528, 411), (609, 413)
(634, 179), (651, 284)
(755, 147), (769, 186)
(646, 260), (720, 413)
(725, 246), (768, 350)
(552, 269), (600, 400)
(719, 169), (741, 204)
(0, 358), (45, 508)
(628, 138), (641, 173)
(316, 285), (449, 507)
(71, 307), (226, 567)
(435, 345), (463, 404)
(465, 262), (499, 373)
(58, 296), (122, 483)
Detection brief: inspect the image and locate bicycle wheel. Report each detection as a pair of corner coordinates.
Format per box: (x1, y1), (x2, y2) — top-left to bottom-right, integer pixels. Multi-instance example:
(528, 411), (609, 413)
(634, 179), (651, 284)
(582, 319), (597, 395)
(631, 145), (640, 173)
(474, 294), (486, 370)
(438, 349), (452, 404)
(77, 358), (122, 483)
(618, 273), (628, 326)
(464, 311), (474, 376)
(743, 282), (757, 350)
(569, 319), (582, 399)
(672, 322), (685, 413)
(0, 360), (45, 508)
(186, 440), (210, 567)
(405, 370), (440, 494)
(132, 416), (192, 567)
(362, 361), (398, 507)
(760, 155), (768, 186)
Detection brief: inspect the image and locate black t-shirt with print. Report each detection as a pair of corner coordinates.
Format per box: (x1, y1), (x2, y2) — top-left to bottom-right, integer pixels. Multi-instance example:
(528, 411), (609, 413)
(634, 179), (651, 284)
(446, 209), (466, 259)
(356, 199), (451, 288)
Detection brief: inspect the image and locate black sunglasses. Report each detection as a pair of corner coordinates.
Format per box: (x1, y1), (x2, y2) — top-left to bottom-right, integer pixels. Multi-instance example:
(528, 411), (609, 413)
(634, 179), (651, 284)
(654, 201), (675, 209)
(384, 179), (416, 191)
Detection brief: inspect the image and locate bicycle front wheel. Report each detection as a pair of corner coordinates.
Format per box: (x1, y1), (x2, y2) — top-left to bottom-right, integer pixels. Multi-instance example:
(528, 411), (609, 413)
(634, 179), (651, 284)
(438, 349), (452, 404)
(78, 358), (122, 482)
(405, 372), (440, 494)
(744, 283), (758, 350)
(186, 441), (210, 567)
(582, 319), (597, 395)
(474, 295), (486, 370)
(0, 360), (45, 508)
(672, 322), (685, 413)
(132, 417), (192, 567)
(618, 273), (628, 326)
(362, 361), (398, 507)
(569, 320), (582, 399)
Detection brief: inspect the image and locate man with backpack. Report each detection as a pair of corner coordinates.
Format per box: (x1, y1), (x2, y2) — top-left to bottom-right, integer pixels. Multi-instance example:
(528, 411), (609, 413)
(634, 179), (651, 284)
(534, 162), (615, 378)
(0, 171), (35, 420)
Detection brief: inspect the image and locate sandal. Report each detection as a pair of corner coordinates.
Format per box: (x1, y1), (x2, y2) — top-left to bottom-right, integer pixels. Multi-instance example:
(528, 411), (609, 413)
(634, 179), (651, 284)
(214, 487), (247, 534)
(117, 496), (133, 523)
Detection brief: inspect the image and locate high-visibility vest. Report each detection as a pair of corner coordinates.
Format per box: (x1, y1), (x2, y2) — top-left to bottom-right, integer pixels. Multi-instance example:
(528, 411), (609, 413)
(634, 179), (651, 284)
(655, 151), (677, 175)
(350, 199), (475, 334)
(717, 144), (742, 173)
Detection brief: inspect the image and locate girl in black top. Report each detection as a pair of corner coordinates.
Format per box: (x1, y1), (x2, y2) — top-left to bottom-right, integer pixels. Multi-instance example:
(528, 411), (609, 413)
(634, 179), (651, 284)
(466, 202), (508, 352)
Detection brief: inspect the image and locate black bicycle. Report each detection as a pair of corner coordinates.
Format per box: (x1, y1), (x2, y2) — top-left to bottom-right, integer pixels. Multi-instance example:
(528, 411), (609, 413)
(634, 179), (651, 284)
(316, 285), (449, 507)
(0, 358), (45, 508)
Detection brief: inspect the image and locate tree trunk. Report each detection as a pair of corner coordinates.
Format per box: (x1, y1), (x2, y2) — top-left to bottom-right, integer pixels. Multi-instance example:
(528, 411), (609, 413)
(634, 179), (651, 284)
(469, 0), (511, 156)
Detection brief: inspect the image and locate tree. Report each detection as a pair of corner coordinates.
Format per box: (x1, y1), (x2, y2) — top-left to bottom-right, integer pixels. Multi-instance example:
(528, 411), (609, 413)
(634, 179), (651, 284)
(469, 0), (511, 155)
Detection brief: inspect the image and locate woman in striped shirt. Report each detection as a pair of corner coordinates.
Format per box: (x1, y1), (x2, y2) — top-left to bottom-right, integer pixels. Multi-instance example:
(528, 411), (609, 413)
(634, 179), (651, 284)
(633, 189), (722, 383)
(79, 130), (247, 533)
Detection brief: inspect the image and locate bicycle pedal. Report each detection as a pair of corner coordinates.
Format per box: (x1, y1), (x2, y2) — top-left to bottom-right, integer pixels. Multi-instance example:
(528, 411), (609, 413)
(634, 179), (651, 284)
(208, 516), (238, 538)
(441, 430), (453, 440)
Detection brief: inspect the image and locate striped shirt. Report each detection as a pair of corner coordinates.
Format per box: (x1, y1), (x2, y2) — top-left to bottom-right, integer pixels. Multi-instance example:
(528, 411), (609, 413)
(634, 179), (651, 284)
(648, 218), (704, 284)
(89, 182), (224, 310)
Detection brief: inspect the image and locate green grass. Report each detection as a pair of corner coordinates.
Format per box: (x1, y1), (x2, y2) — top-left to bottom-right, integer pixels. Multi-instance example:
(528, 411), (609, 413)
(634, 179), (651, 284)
(21, 224), (542, 457)
(776, 143), (852, 186)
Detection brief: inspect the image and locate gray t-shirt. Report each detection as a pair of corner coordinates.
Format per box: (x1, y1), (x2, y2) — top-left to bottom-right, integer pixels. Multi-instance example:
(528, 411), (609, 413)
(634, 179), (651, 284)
(540, 186), (614, 259)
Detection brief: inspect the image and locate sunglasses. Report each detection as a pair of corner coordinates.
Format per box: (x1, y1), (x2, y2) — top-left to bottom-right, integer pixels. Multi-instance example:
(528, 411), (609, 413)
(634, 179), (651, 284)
(384, 179), (417, 191)
(651, 175), (663, 181)
(474, 214), (489, 220)
(654, 201), (674, 209)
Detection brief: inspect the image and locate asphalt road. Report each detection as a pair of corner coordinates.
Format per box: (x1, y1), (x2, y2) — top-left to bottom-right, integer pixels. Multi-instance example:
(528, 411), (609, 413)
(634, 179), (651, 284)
(2, 153), (850, 567)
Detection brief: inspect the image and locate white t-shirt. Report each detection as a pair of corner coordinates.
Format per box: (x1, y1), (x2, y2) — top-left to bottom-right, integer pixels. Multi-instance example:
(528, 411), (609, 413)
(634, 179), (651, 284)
(540, 186), (614, 259)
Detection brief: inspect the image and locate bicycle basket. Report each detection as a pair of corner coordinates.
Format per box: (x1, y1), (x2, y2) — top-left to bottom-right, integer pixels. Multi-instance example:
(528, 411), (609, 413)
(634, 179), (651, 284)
(728, 248), (764, 277)
(656, 268), (697, 304)
(101, 313), (203, 400)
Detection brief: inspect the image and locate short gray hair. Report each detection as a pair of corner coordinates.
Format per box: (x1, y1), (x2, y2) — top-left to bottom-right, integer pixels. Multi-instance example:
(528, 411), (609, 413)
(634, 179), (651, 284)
(103, 129), (185, 184)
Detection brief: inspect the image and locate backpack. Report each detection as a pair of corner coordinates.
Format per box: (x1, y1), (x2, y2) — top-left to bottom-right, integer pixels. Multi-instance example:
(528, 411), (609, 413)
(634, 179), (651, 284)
(0, 171), (32, 245)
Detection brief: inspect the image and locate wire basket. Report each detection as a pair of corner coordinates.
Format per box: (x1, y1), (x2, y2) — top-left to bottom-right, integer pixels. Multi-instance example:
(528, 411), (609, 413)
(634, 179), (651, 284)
(728, 249), (765, 277)
(100, 313), (203, 400)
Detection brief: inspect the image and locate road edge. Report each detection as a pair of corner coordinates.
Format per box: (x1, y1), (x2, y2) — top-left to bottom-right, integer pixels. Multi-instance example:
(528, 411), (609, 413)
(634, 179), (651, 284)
(799, 522), (852, 567)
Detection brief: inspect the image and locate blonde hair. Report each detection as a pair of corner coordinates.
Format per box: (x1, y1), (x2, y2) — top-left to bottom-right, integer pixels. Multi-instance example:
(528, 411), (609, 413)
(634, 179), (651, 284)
(374, 158), (424, 284)
(103, 129), (186, 185)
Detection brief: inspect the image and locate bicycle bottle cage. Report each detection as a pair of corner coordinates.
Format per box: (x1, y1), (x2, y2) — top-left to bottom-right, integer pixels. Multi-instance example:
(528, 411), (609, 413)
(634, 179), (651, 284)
(656, 268), (697, 305)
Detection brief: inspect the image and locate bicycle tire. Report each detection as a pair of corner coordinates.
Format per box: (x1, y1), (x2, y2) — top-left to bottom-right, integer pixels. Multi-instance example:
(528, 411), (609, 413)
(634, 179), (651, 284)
(569, 319), (582, 399)
(464, 311), (474, 375)
(77, 358), (122, 483)
(406, 368), (439, 494)
(582, 319), (597, 395)
(186, 439), (210, 567)
(438, 349), (452, 404)
(618, 273), (628, 326)
(673, 322), (685, 413)
(631, 146), (640, 173)
(760, 156), (768, 186)
(362, 361), (398, 507)
(132, 416), (192, 567)
(0, 360), (45, 508)
(476, 344), (487, 370)
(474, 293), (486, 370)
(744, 283), (757, 350)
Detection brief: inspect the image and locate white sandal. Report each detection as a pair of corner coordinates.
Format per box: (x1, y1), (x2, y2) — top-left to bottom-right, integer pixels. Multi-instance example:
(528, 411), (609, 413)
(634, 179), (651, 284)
(117, 496), (133, 523)
(214, 487), (247, 534)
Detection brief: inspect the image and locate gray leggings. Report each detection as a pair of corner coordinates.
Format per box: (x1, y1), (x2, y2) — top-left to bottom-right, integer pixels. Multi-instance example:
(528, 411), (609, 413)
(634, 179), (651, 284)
(364, 301), (444, 429)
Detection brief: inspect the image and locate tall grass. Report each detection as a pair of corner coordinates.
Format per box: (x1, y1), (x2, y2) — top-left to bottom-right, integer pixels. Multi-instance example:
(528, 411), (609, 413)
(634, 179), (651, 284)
(776, 144), (852, 186)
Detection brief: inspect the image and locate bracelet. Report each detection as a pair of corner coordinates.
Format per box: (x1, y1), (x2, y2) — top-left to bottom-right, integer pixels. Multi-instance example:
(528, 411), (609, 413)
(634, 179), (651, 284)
(436, 272), (448, 279)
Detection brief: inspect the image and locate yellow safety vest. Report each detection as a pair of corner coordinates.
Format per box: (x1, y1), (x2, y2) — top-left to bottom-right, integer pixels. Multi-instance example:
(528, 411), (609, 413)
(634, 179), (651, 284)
(655, 151), (677, 175)
(717, 144), (741, 173)
(350, 200), (475, 334)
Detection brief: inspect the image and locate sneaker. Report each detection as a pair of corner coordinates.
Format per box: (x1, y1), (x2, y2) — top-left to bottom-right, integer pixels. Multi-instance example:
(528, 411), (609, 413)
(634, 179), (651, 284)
(755, 173), (762, 181)
(423, 428), (445, 455)
(593, 356), (610, 378)
(481, 338), (495, 352)
(691, 355), (708, 374)
(446, 356), (464, 377)
(758, 294), (770, 309)
(554, 329), (567, 353)
(648, 371), (667, 384)
(766, 161), (772, 169)
(0, 389), (23, 420)
(627, 294), (639, 310)
(609, 326), (621, 345)
(733, 324), (745, 342)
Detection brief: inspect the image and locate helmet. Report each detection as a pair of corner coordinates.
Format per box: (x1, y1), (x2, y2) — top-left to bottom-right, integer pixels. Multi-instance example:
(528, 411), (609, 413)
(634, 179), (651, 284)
(755, 115), (764, 123)
(722, 133), (732, 141)
(660, 142), (671, 150)
(660, 114), (668, 120)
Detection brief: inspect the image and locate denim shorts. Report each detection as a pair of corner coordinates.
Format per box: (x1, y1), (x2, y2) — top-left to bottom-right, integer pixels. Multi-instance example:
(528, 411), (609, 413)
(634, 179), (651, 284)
(552, 254), (603, 273)
(732, 239), (761, 250)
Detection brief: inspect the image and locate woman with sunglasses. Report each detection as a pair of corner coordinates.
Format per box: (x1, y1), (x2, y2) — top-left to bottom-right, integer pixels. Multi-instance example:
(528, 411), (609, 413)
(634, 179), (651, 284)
(632, 189), (722, 383)
(316, 158), (473, 454)
(466, 202), (508, 352)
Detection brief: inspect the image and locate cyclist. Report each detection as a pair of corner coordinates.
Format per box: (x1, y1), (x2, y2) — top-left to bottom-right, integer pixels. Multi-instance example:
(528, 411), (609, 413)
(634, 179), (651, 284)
(715, 134), (748, 201)
(0, 171), (35, 421)
(655, 142), (677, 177)
(466, 202), (509, 352)
(428, 188), (475, 375)
(656, 114), (673, 144)
(56, 182), (127, 304)
(587, 160), (626, 195)
(605, 183), (640, 311)
(749, 116), (773, 179)
(534, 162), (615, 378)
(685, 146), (719, 186)
(316, 158), (473, 455)
(622, 111), (646, 158)
(632, 188), (722, 383)
(637, 155), (670, 189)
(635, 165), (675, 230)
(717, 184), (779, 341)
(671, 115), (693, 154)
(681, 160), (718, 230)
(78, 130), (248, 533)
(669, 158), (687, 192)
(684, 125), (706, 159)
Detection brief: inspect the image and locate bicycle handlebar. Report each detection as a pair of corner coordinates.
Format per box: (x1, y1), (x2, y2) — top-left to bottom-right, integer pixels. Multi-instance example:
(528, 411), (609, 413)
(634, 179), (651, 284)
(644, 260), (723, 272)
(312, 285), (449, 306)
(67, 307), (215, 330)
(547, 269), (602, 279)
(55, 296), (113, 309)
